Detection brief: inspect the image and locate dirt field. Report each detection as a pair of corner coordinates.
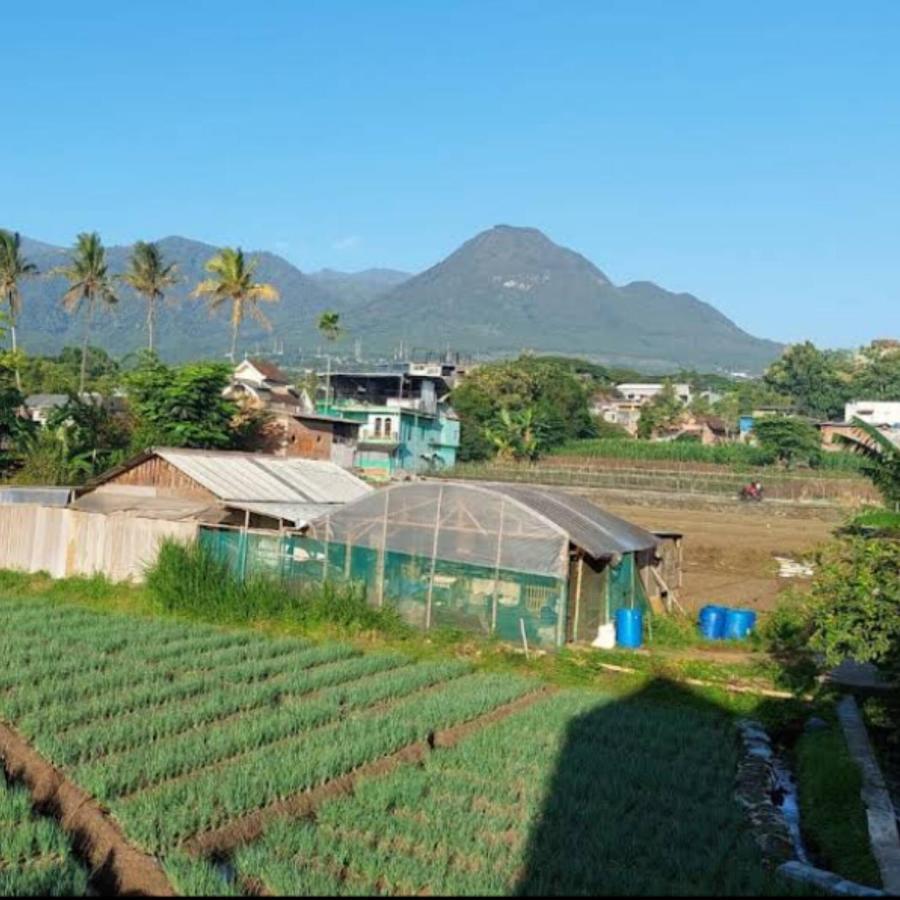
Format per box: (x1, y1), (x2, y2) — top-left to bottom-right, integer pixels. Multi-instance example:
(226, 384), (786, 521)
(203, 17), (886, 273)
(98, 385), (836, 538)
(581, 489), (841, 613)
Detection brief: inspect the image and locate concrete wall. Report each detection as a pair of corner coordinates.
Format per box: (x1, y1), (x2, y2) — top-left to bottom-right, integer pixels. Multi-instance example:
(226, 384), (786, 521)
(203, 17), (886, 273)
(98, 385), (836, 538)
(0, 504), (197, 583)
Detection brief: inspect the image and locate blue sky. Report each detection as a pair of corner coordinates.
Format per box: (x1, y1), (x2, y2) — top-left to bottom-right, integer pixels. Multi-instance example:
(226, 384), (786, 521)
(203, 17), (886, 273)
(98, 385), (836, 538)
(3, 0), (898, 348)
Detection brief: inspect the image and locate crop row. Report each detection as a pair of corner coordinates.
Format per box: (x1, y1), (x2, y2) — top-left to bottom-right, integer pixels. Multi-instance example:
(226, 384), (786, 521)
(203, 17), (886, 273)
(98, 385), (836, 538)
(0, 776), (87, 897)
(235, 690), (786, 896)
(45, 653), (409, 766)
(2, 632), (324, 721)
(113, 672), (536, 852)
(14, 642), (359, 748)
(73, 660), (471, 801)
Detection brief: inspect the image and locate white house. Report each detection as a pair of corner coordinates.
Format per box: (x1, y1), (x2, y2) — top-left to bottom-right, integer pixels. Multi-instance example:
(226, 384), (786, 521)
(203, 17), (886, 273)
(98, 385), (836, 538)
(615, 383), (693, 405)
(845, 401), (900, 427)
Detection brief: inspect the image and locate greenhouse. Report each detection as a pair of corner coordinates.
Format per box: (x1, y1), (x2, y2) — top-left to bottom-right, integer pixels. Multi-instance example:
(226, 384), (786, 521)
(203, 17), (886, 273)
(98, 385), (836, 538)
(274, 481), (667, 648)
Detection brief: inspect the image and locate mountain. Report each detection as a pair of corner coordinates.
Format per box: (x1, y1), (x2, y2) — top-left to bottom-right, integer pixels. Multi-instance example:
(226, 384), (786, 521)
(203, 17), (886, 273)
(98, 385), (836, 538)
(7, 226), (782, 370)
(308, 268), (410, 306)
(12, 235), (342, 362)
(349, 225), (782, 371)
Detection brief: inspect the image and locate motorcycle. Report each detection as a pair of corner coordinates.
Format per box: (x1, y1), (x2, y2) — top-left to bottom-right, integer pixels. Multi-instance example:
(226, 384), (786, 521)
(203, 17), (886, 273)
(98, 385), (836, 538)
(739, 483), (764, 502)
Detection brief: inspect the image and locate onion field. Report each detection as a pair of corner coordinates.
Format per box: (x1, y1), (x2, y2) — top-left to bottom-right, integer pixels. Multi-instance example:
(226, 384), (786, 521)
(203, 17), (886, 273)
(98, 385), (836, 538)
(0, 775), (87, 897)
(234, 692), (788, 896)
(0, 596), (790, 896)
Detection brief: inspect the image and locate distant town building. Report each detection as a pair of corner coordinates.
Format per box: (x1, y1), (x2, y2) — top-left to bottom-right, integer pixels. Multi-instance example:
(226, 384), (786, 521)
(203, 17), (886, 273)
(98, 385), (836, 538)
(818, 400), (900, 452)
(615, 383), (693, 405)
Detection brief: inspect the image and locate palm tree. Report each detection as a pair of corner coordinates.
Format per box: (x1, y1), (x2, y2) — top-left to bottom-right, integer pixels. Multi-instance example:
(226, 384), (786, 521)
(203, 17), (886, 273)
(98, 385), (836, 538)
(192, 248), (279, 363)
(0, 230), (38, 391)
(317, 310), (343, 409)
(53, 233), (118, 395)
(122, 241), (178, 353)
(837, 417), (900, 507)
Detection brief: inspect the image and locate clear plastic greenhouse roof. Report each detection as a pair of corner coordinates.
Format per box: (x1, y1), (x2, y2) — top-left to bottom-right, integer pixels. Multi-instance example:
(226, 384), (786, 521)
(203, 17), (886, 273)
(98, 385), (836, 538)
(308, 481), (659, 580)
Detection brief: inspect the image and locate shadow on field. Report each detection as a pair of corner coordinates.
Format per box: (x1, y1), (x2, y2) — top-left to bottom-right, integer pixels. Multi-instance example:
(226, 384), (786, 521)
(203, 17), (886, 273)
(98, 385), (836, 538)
(513, 678), (791, 897)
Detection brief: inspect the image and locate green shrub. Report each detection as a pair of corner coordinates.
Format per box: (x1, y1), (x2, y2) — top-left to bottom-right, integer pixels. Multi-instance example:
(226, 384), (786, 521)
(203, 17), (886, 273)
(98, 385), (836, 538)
(808, 537), (900, 673)
(145, 539), (407, 636)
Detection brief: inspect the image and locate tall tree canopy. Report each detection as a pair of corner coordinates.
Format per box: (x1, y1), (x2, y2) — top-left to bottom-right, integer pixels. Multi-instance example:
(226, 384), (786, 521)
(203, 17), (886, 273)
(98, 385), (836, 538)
(53, 232), (119, 395)
(0, 230), (38, 390)
(193, 248), (279, 362)
(451, 356), (596, 462)
(763, 341), (852, 420)
(124, 355), (240, 449)
(123, 241), (179, 353)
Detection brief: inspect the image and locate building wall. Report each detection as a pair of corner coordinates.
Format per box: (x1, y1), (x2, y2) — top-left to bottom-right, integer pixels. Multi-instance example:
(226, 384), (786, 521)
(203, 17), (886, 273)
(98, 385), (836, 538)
(101, 456), (216, 500)
(283, 419), (333, 461)
(0, 504), (196, 582)
(846, 401), (900, 426)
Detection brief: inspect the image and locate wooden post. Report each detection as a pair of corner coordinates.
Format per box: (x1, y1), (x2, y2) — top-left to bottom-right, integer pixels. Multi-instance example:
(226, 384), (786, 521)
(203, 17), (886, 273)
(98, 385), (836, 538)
(376, 489), (390, 607)
(239, 509), (250, 582)
(424, 485), (445, 632)
(490, 498), (507, 635)
(322, 515), (331, 581)
(573, 551), (585, 643)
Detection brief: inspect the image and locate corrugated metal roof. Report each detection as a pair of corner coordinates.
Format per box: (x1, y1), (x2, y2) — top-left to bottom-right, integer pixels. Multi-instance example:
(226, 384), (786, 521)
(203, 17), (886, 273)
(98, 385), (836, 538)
(0, 487), (74, 507)
(71, 491), (223, 522)
(473, 482), (659, 558)
(155, 448), (371, 504)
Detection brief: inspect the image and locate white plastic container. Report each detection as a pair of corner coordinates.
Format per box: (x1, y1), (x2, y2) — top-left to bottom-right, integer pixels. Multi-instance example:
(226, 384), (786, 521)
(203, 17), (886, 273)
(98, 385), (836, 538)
(591, 623), (616, 650)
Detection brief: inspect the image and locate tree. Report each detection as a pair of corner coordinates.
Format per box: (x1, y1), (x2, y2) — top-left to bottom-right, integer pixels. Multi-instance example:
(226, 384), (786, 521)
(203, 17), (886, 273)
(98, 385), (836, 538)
(317, 310), (343, 408)
(752, 416), (822, 467)
(850, 345), (900, 401)
(53, 233), (119, 395)
(192, 248), (279, 363)
(122, 241), (178, 353)
(636, 382), (684, 439)
(0, 357), (33, 475)
(763, 341), (851, 420)
(484, 407), (542, 461)
(125, 354), (240, 449)
(451, 356), (596, 462)
(0, 230), (38, 391)
(807, 537), (900, 673)
(45, 394), (131, 477)
(837, 418), (900, 506)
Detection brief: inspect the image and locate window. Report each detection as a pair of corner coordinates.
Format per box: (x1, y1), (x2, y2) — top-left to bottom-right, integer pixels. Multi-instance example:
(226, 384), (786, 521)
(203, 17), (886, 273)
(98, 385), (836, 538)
(384, 417), (392, 437)
(374, 417), (382, 437)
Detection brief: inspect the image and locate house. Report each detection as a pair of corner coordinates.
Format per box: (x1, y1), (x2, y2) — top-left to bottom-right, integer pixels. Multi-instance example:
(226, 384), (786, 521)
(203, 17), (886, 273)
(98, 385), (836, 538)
(23, 392), (123, 426)
(298, 481), (680, 648)
(845, 401), (900, 428)
(320, 371), (461, 476)
(659, 415), (730, 445)
(591, 391), (642, 435)
(226, 358), (310, 415)
(616, 383), (693, 405)
(818, 401), (900, 451)
(73, 447), (372, 530)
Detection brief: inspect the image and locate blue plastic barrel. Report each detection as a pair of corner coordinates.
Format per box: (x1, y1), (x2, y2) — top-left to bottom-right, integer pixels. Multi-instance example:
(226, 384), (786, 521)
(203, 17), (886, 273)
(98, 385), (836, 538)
(615, 608), (643, 649)
(698, 605), (728, 640)
(723, 608), (757, 640)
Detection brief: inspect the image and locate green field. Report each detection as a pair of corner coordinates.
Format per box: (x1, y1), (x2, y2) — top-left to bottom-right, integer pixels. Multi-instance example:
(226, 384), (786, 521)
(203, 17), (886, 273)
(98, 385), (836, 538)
(554, 438), (864, 472)
(0, 596), (800, 896)
(0, 774), (87, 897)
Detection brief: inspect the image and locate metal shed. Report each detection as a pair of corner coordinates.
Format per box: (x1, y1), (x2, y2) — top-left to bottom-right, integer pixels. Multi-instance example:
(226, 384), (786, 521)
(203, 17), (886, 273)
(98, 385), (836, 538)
(79, 447), (372, 529)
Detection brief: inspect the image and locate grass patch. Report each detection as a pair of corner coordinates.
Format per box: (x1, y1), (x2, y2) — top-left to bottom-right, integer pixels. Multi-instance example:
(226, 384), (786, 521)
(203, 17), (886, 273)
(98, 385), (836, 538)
(145, 539), (409, 638)
(845, 507), (900, 536)
(794, 726), (881, 887)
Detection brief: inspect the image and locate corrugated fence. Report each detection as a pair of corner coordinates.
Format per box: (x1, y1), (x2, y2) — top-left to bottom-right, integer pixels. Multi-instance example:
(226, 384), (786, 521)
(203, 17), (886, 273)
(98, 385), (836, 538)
(0, 505), (197, 582)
